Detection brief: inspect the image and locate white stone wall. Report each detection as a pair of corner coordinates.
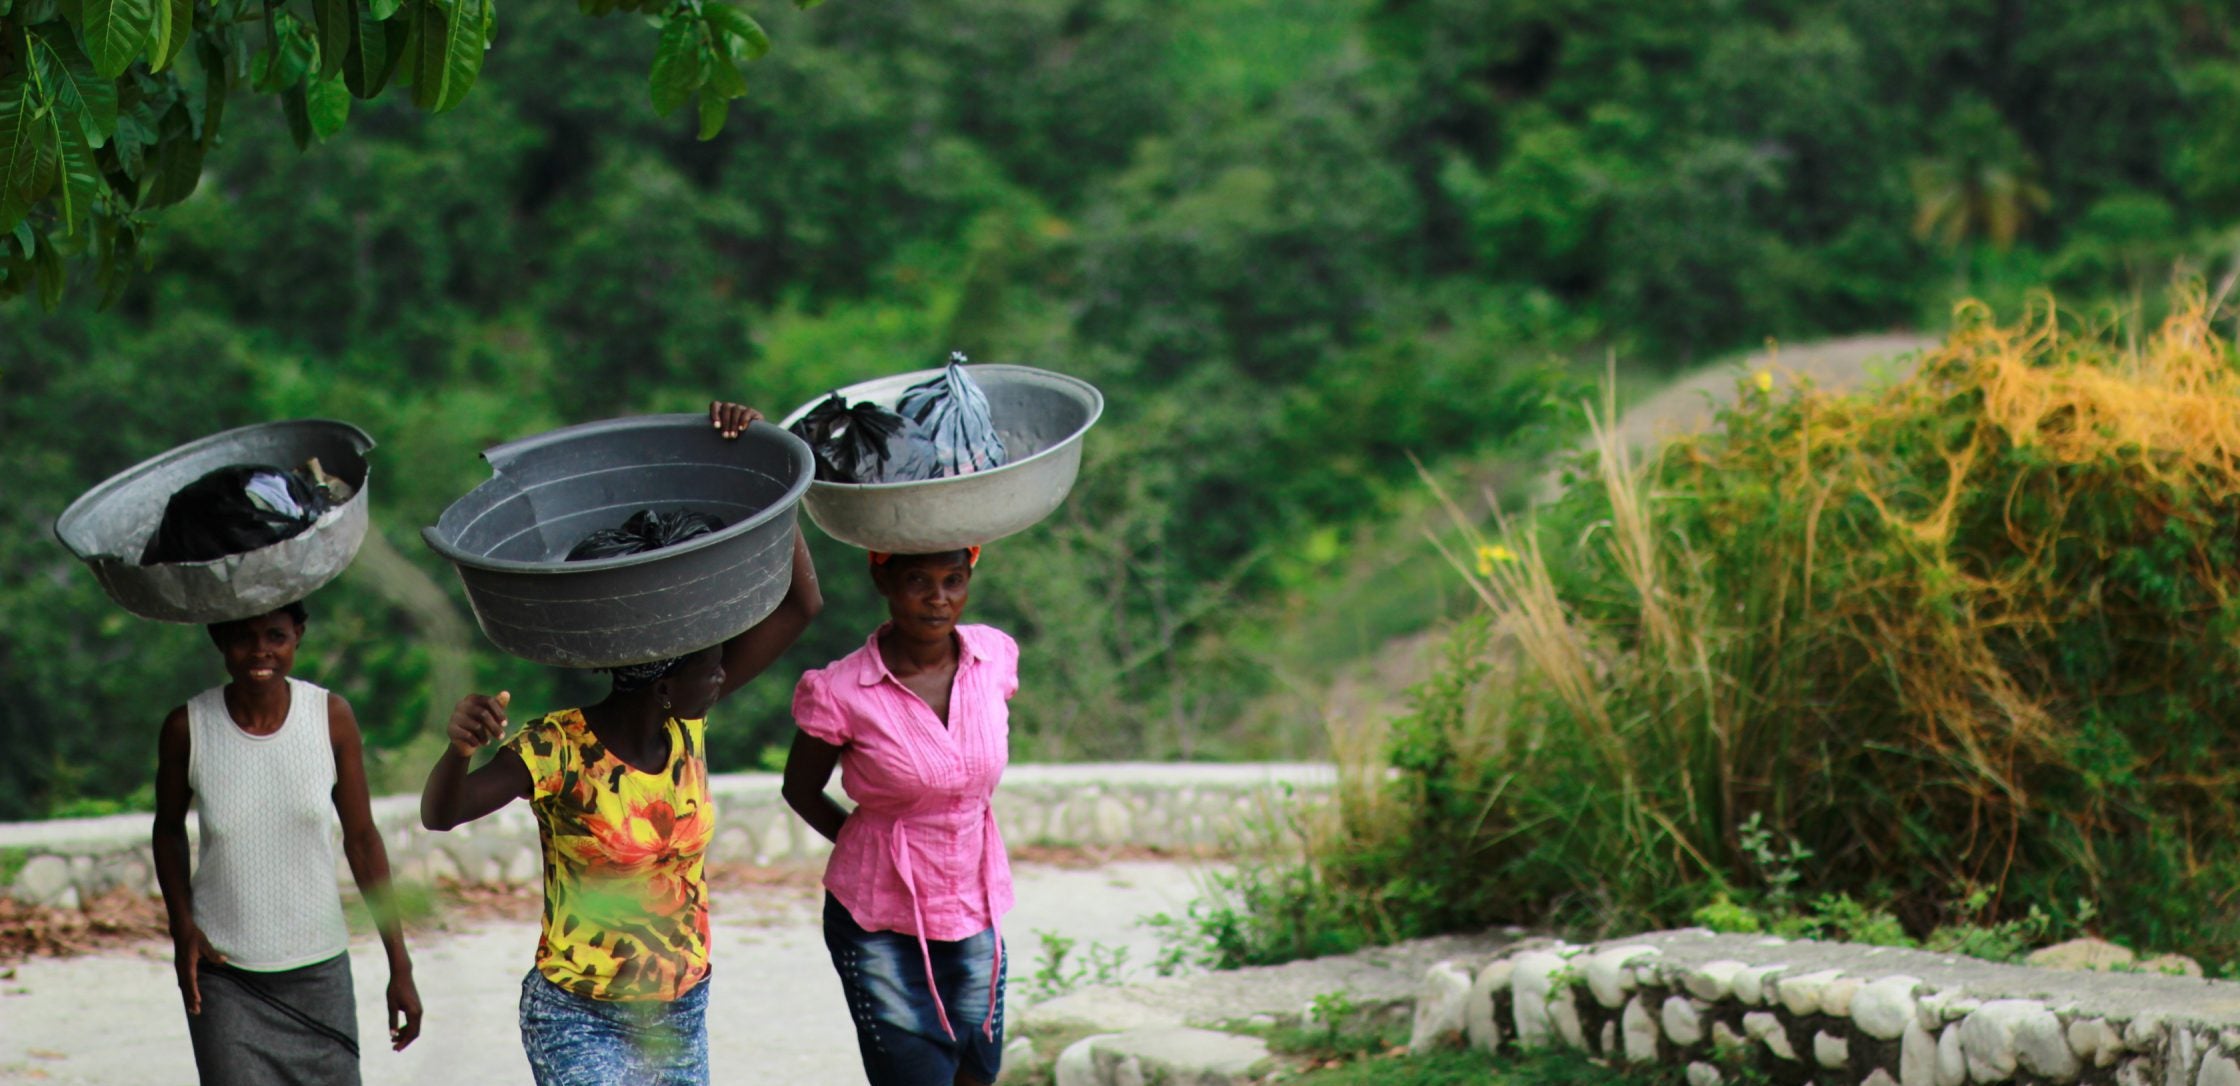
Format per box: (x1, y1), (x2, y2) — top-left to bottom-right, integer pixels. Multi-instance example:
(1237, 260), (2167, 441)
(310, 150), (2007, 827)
(2, 762), (1333, 908)
(1408, 930), (2240, 1086)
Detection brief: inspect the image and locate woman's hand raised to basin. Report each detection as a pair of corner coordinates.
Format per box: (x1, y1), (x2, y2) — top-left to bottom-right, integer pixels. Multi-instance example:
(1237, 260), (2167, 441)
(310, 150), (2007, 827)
(709, 401), (764, 439)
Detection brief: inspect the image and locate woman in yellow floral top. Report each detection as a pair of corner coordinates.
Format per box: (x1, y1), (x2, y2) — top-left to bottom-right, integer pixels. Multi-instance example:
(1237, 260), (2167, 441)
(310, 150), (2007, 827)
(418, 402), (822, 1085)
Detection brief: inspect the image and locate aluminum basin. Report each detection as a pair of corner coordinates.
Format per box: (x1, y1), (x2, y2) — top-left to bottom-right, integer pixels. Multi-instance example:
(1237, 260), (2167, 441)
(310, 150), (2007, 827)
(779, 364), (1103, 553)
(53, 420), (375, 625)
(421, 415), (813, 668)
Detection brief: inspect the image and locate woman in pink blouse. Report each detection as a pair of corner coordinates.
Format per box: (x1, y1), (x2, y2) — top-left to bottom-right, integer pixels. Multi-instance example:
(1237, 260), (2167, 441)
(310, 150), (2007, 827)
(782, 547), (1014, 1086)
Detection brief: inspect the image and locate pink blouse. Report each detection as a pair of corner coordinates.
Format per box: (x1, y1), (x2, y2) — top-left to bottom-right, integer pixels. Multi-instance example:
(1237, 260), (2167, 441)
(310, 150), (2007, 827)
(793, 624), (1017, 1038)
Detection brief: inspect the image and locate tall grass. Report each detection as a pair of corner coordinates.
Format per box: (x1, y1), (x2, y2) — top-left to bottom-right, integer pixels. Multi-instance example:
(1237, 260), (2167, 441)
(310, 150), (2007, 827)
(1213, 294), (2240, 962)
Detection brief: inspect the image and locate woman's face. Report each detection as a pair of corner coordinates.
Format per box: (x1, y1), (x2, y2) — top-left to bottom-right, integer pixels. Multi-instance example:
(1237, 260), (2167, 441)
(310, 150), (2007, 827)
(659, 647), (727, 719)
(876, 556), (973, 642)
(214, 611), (302, 688)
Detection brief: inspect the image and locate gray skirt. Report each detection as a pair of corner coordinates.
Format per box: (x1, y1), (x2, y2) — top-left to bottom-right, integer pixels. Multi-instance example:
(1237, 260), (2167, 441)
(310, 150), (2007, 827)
(185, 952), (360, 1086)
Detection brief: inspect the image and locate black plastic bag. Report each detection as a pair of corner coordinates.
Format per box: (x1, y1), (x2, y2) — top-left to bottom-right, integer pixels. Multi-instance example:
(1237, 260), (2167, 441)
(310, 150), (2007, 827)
(787, 393), (939, 484)
(895, 353), (1007, 478)
(141, 464), (336, 565)
(566, 509), (728, 561)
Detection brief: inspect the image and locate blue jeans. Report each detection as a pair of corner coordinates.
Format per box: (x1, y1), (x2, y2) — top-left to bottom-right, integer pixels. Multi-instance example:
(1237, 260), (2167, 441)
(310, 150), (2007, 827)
(823, 893), (1006, 1085)
(518, 970), (710, 1086)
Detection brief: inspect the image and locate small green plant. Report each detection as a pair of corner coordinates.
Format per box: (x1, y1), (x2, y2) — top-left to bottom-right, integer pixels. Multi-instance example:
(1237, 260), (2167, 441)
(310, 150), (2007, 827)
(1806, 894), (1913, 947)
(1260, 988), (1411, 1065)
(1691, 892), (1766, 934)
(1308, 989), (1359, 1038)
(1737, 813), (1813, 913)
(1922, 889), (2051, 962)
(1020, 930), (1134, 1002)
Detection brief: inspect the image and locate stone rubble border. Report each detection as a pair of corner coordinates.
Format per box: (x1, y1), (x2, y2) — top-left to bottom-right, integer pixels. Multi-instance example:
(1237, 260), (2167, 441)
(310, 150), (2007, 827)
(1028, 929), (2240, 1086)
(1408, 930), (2240, 1086)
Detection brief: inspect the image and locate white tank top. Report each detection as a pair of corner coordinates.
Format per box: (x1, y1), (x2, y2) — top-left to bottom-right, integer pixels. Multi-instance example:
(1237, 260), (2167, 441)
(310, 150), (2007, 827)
(186, 677), (351, 971)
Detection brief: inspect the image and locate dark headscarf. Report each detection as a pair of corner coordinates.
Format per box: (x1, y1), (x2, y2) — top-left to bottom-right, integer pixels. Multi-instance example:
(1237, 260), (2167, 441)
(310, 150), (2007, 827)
(566, 509), (727, 692)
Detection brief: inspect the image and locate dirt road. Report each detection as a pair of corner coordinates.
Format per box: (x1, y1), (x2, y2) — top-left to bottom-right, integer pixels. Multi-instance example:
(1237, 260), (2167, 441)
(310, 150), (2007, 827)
(0, 860), (1211, 1085)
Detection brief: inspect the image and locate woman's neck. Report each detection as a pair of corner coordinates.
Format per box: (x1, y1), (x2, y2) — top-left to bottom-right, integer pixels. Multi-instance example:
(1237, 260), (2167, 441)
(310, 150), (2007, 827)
(878, 626), (958, 676)
(223, 679), (291, 732)
(582, 692), (672, 769)
(584, 691), (667, 737)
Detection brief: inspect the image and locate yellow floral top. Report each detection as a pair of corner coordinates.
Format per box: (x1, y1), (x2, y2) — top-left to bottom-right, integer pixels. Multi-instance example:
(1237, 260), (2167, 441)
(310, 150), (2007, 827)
(508, 708), (714, 1002)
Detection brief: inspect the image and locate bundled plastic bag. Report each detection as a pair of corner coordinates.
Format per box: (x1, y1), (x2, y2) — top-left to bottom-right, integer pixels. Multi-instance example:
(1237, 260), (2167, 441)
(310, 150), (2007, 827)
(566, 509), (728, 561)
(140, 463), (340, 565)
(896, 352), (1008, 477)
(787, 393), (939, 484)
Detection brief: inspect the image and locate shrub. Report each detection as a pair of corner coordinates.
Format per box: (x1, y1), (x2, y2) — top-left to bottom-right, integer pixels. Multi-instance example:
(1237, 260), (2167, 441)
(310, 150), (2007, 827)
(1221, 292), (2240, 962)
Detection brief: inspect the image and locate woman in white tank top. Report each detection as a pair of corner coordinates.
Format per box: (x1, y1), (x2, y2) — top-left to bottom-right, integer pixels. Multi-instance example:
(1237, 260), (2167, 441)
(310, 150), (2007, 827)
(150, 600), (423, 1085)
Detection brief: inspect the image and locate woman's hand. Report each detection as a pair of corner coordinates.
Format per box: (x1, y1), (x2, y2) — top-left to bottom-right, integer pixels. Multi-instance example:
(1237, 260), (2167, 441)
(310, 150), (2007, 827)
(388, 969), (423, 1050)
(445, 691), (510, 757)
(172, 924), (225, 1015)
(709, 401), (764, 439)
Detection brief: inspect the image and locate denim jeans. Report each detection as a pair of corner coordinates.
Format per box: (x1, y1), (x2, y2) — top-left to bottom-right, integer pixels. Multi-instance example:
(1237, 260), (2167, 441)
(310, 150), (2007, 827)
(823, 893), (1006, 1085)
(518, 969), (710, 1086)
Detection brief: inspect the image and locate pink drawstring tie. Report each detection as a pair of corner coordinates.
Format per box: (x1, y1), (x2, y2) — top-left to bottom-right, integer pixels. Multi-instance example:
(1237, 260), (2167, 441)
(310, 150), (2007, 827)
(886, 811), (1004, 1043)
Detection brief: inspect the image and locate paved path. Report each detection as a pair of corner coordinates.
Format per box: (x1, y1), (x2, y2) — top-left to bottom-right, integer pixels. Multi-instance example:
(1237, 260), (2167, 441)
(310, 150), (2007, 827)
(0, 860), (1211, 1086)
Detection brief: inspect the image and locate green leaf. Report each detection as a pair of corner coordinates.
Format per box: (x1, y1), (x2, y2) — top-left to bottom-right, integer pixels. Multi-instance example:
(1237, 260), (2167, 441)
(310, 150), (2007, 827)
(259, 9), (322, 91)
(793, 0), (821, 10)
(410, 0), (485, 113)
(366, 0), (398, 21)
(32, 228), (64, 310)
(152, 0), (191, 70)
(281, 78), (311, 148)
(306, 72), (348, 138)
(312, 0), (350, 78)
(96, 216), (134, 308)
(33, 32), (119, 146)
(146, 0), (169, 69)
(0, 71), (48, 234)
(143, 103), (203, 205)
(11, 220), (33, 258)
(198, 37), (228, 152)
(343, 4), (406, 98)
(647, 14), (701, 117)
(81, 0), (157, 79)
(52, 111), (101, 232)
(702, 3), (766, 60)
(695, 89), (726, 140)
(110, 107), (154, 176)
(704, 32), (747, 100)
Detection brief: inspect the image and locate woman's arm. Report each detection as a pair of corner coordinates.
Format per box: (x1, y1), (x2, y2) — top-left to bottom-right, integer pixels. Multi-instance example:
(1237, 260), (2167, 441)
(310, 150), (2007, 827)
(152, 707), (222, 1013)
(718, 526), (822, 701)
(419, 692), (532, 832)
(328, 695), (423, 1051)
(780, 730), (849, 843)
(709, 399), (823, 702)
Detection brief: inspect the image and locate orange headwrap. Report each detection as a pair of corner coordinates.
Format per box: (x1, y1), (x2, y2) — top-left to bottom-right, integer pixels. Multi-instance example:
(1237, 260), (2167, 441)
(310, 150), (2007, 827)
(868, 547), (980, 567)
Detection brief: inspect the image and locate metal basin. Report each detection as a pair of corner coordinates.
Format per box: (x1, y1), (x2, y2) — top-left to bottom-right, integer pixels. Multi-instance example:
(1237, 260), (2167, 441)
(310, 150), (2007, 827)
(778, 364), (1104, 553)
(53, 420), (375, 625)
(420, 415), (813, 669)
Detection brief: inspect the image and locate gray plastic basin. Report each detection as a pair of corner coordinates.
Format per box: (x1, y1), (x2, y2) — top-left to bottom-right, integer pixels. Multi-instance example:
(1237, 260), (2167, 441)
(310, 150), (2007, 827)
(420, 415), (813, 669)
(53, 420), (375, 625)
(778, 364), (1104, 553)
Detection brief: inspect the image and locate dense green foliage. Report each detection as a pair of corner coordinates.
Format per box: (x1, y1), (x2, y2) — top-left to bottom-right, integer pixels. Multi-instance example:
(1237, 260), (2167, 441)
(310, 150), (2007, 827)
(0, 0), (798, 307)
(1205, 301), (2240, 968)
(4, 0), (2238, 824)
